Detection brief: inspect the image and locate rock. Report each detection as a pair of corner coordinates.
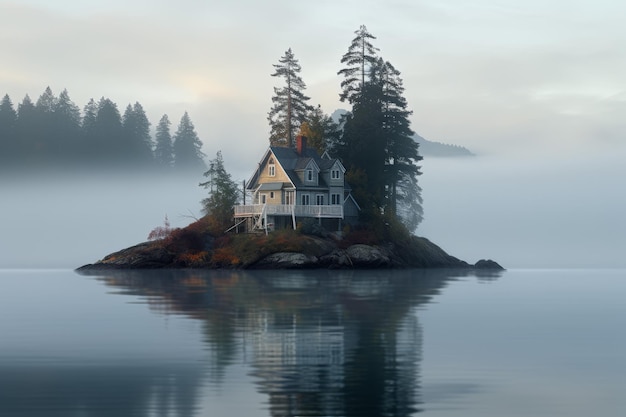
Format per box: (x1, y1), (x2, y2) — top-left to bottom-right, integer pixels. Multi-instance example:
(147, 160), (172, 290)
(254, 252), (319, 269)
(474, 259), (505, 270)
(345, 244), (391, 267)
(77, 242), (174, 270)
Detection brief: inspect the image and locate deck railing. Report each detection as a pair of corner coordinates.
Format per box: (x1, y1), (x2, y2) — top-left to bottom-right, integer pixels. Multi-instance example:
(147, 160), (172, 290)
(234, 204), (343, 219)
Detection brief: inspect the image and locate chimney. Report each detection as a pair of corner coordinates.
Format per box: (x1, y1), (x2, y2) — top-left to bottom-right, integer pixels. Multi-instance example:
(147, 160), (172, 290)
(296, 135), (307, 155)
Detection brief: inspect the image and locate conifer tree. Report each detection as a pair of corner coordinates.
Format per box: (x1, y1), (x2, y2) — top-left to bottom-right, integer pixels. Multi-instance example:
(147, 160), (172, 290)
(94, 97), (123, 161)
(81, 98), (98, 159)
(200, 151), (239, 231)
(0, 94), (17, 162)
(338, 25), (380, 104)
(154, 114), (174, 168)
(336, 29), (423, 229)
(16, 95), (37, 160)
(268, 48), (313, 148)
(122, 102), (153, 163)
(173, 111), (205, 171)
(32, 87), (57, 159)
(53, 89), (82, 160)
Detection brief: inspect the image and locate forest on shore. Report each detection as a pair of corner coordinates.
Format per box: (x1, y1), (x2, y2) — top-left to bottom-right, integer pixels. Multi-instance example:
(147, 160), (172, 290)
(0, 88), (206, 172)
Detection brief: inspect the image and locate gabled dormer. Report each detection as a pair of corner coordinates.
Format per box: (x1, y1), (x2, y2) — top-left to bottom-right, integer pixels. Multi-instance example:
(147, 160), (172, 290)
(295, 158), (320, 186)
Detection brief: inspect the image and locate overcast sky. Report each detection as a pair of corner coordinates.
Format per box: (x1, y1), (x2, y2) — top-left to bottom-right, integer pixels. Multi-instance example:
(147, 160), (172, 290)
(2, 0), (625, 170)
(2, 1), (625, 268)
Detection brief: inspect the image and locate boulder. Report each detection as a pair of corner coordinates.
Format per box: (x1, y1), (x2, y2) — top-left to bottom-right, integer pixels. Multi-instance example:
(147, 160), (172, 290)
(345, 244), (391, 267)
(254, 252), (319, 269)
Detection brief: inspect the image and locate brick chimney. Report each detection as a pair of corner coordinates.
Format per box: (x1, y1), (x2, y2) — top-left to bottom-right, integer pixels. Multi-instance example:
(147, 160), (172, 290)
(296, 135), (307, 155)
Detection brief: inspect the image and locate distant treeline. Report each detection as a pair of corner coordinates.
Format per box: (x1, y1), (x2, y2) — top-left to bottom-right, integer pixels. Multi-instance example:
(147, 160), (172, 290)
(415, 134), (474, 158)
(0, 87), (206, 172)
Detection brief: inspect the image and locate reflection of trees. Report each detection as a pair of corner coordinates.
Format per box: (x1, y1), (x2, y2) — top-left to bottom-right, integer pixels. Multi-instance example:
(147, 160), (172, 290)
(83, 267), (498, 416)
(0, 362), (204, 417)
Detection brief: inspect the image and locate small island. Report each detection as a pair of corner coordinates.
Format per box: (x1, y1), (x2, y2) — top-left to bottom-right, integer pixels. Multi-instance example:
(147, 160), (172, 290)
(76, 217), (501, 271)
(78, 26), (502, 273)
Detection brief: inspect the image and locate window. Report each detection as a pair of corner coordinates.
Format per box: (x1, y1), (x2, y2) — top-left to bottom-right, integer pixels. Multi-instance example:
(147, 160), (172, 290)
(268, 158), (276, 176)
(306, 169), (313, 182)
(301, 194), (310, 205)
(331, 169), (340, 180)
(285, 192), (293, 205)
(331, 193), (341, 205)
(270, 191), (274, 199)
(316, 195), (324, 205)
(261, 194), (266, 204)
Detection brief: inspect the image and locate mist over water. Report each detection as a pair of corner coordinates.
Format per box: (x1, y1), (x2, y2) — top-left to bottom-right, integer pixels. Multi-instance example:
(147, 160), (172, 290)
(0, 170), (206, 269)
(1, 144), (624, 269)
(418, 146), (626, 268)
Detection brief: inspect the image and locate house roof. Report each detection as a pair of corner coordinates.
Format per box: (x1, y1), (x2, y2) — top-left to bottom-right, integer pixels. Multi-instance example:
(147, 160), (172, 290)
(257, 182), (285, 191)
(247, 145), (346, 191)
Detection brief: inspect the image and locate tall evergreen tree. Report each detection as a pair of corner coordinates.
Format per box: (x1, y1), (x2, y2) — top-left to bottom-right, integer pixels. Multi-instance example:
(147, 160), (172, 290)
(0, 94), (17, 162)
(268, 48), (313, 148)
(81, 98), (99, 160)
(200, 151), (239, 232)
(122, 101), (153, 163)
(154, 114), (174, 168)
(338, 25), (380, 104)
(335, 29), (423, 229)
(16, 95), (37, 161)
(338, 82), (386, 212)
(94, 97), (123, 162)
(32, 87), (57, 160)
(173, 111), (205, 171)
(53, 89), (82, 160)
(370, 59), (422, 223)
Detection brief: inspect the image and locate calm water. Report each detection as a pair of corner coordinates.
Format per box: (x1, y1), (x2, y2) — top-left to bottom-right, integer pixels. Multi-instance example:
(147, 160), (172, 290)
(0, 268), (624, 416)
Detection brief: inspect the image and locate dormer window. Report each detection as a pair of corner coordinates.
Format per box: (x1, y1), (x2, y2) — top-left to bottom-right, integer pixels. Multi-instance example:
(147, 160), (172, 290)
(268, 158), (275, 177)
(306, 169), (313, 182)
(331, 169), (340, 180)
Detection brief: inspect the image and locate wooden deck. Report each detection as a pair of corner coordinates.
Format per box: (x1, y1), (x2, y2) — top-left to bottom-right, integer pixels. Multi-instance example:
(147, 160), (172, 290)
(234, 204), (343, 219)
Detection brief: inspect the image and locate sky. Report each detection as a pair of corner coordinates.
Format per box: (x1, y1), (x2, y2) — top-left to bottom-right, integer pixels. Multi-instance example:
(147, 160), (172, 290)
(1, 0), (625, 268)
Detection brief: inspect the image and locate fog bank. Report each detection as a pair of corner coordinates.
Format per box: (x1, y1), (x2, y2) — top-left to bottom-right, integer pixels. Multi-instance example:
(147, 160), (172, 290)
(1, 145), (624, 269)
(418, 147), (626, 268)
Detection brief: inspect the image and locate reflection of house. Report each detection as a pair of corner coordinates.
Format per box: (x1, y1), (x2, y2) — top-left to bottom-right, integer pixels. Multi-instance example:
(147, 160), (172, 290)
(234, 136), (360, 232)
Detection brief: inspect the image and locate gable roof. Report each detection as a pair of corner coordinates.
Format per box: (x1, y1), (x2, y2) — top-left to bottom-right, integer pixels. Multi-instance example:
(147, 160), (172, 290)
(247, 145), (344, 191)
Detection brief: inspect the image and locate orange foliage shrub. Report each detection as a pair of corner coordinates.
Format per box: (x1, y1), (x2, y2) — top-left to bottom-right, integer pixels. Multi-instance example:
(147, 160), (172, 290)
(177, 251), (209, 267)
(211, 247), (241, 267)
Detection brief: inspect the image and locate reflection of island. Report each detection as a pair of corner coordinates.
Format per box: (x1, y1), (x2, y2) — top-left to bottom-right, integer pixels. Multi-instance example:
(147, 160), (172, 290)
(85, 268), (501, 416)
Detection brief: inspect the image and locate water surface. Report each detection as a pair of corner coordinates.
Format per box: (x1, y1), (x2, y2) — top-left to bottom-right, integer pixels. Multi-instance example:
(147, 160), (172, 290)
(0, 268), (624, 416)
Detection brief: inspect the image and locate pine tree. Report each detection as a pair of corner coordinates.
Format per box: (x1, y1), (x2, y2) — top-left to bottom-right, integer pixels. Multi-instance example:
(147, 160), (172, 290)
(154, 114), (174, 168)
(53, 89), (82, 161)
(94, 97), (123, 161)
(0, 94), (17, 163)
(268, 48), (313, 148)
(122, 102), (153, 163)
(16, 95), (37, 161)
(199, 151), (239, 232)
(338, 25), (380, 104)
(32, 87), (57, 160)
(336, 29), (423, 229)
(173, 111), (205, 171)
(81, 98), (98, 160)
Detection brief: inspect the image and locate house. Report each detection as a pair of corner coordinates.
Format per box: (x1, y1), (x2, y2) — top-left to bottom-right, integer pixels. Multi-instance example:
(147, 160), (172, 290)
(234, 135), (360, 232)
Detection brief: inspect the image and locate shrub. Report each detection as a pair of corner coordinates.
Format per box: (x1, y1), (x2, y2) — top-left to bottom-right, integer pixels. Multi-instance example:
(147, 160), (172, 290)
(147, 215), (174, 241)
(177, 251), (209, 267)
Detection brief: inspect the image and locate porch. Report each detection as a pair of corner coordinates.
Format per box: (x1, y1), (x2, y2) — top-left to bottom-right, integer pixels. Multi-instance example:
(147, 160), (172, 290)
(234, 204), (343, 219)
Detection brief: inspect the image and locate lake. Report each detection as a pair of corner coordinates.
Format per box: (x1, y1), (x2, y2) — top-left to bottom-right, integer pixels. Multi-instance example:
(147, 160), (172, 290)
(0, 268), (624, 416)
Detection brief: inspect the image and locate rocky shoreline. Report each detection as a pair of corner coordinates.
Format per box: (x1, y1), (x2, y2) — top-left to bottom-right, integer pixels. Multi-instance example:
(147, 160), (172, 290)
(76, 234), (503, 271)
